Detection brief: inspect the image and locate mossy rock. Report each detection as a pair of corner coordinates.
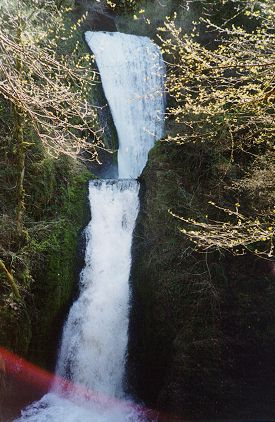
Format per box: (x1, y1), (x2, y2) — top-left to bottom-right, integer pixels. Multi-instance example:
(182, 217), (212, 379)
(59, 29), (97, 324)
(26, 158), (92, 368)
(128, 140), (275, 420)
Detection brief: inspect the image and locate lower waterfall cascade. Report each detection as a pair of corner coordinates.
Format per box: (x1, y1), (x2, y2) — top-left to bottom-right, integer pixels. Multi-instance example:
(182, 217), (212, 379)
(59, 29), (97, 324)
(14, 31), (165, 422)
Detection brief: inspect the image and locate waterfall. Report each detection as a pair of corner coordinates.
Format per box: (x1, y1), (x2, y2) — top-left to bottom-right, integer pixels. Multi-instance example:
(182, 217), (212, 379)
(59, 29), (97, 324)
(85, 32), (165, 179)
(14, 32), (165, 422)
(56, 180), (140, 399)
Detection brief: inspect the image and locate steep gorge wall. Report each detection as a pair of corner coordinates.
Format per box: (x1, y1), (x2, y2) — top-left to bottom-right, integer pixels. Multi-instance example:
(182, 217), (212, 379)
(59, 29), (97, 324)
(128, 142), (275, 420)
(0, 154), (91, 421)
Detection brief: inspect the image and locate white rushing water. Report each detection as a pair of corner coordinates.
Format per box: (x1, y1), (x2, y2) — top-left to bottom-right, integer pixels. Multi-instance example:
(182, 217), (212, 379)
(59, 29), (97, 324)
(14, 31), (165, 422)
(56, 180), (140, 399)
(85, 32), (165, 179)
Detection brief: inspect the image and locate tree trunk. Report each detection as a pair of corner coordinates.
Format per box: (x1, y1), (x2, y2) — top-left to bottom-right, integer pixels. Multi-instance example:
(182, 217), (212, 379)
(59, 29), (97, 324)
(14, 22), (26, 237)
(14, 106), (26, 236)
(0, 260), (20, 299)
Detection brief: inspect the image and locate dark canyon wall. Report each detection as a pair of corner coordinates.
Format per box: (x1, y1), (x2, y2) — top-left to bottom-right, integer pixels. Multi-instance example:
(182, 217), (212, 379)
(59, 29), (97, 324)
(128, 142), (275, 420)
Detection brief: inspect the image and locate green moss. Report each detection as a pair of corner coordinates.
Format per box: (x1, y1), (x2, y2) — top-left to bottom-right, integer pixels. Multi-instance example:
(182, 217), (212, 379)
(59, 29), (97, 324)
(26, 158), (91, 368)
(0, 302), (31, 356)
(0, 151), (92, 368)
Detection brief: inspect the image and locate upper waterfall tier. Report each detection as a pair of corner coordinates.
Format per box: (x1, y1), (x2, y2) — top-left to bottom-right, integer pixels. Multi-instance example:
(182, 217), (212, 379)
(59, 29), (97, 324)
(85, 31), (165, 179)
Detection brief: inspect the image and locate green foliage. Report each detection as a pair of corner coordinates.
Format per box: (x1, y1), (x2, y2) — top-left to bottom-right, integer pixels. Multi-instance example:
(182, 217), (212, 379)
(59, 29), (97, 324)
(25, 159), (91, 366)
(106, 0), (140, 12)
(158, 0), (275, 257)
(115, 0), (176, 37)
(0, 0), (96, 363)
(0, 153), (91, 362)
(0, 0), (101, 160)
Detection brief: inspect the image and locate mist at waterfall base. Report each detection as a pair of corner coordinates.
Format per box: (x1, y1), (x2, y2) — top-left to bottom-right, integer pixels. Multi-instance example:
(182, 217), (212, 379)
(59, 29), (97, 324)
(12, 32), (165, 422)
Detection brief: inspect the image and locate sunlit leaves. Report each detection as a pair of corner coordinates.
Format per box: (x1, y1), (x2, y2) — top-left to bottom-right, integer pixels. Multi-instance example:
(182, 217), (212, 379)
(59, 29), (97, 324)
(160, 0), (275, 257)
(0, 1), (102, 161)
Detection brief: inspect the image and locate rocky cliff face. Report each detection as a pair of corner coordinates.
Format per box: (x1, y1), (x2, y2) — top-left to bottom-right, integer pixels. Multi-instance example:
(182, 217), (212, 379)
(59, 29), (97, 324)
(128, 141), (275, 420)
(0, 156), (91, 421)
(74, 0), (117, 31)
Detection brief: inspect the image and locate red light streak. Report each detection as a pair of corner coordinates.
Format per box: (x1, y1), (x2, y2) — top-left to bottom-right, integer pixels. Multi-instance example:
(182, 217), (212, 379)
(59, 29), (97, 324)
(0, 347), (170, 420)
